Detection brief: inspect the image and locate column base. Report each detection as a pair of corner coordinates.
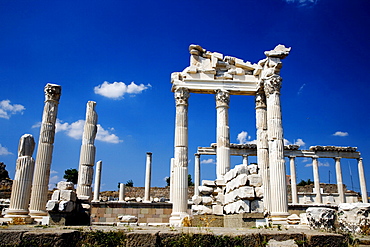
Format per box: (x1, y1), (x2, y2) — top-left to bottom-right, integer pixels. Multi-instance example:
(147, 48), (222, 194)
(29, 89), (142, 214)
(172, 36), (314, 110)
(270, 212), (290, 225)
(169, 212), (189, 226)
(29, 209), (48, 219)
(3, 214), (34, 224)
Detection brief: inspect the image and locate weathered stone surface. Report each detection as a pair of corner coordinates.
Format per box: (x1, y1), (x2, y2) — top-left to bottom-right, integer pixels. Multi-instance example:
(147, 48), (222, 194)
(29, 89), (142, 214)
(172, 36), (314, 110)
(60, 190), (77, 202)
(212, 204), (224, 215)
(192, 195), (202, 205)
(267, 239), (298, 247)
(255, 186), (264, 198)
(337, 203), (370, 234)
(247, 164), (258, 174)
(201, 196), (213, 205)
(225, 174), (248, 193)
(224, 200), (250, 214)
(306, 207), (335, 231)
(238, 186), (255, 200)
(250, 200), (264, 213)
(247, 174), (262, 187)
(57, 181), (74, 190)
(234, 164), (249, 176)
(202, 180), (216, 187)
(192, 205), (212, 215)
(198, 186), (213, 196)
(118, 215), (138, 223)
(287, 214), (300, 225)
(51, 190), (60, 201)
(58, 201), (75, 213)
(46, 200), (59, 211)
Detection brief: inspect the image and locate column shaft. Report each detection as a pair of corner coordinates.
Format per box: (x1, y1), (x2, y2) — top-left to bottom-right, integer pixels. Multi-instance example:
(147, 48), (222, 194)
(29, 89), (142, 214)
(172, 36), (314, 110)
(169, 158), (174, 202)
(170, 88), (189, 226)
(194, 154), (200, 197)
(216, 90), (230, 179)
(335, 157), (345, 203)
(312, 157), (322, 204)
(119, 183), (125, 202)
(358, 158), (368, 203)
(93, 160), (102, 202)
(290, 156), (298, 204)
(29, 84), (61, 217)
(144, 152), (152, 202)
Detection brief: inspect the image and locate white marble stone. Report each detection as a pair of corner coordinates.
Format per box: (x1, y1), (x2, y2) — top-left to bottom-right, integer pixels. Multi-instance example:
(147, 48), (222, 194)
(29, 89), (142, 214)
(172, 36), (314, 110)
(202, 196), (213, 205)
(57, 181), (74, 190)
(251, 200), (264, 213)
(58, 201), (75, 213)
(306, 207), (335, 231)
(144, 152), (152, 202)
(118, 215), (138, 223)
(93, 160), (102, 202)
(45, 200), (59, 211)
(192, 205), (212, 215)
(192, 195), (202, 205)
(51, 190), (60, 201)
(337, 203), (370, 234)
(198, 186), (214, 196)
(247, 164), (258, 174)
(60, 190), (77, 202)
(77, 101), (98, 201)
(247, 174), (263, 187)
(238, 186), (255, 200)
(216, 89), (230, 179)
(202, 180), (216, 187)
(212, 205), (224, 215)
(255, 186), (264, 198)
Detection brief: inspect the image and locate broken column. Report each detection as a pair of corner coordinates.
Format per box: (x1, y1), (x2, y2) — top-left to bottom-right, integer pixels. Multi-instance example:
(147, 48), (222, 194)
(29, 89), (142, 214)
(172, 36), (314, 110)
(76, 101), (98, 201)
(255, 90), (271, 212)
(144, 152), (152, 202)
(29, 83), (61, 218)
(5, 134), (36, 222)
(262, 45), (291, 223)
(119, 183), (125, 202)
(170, 87), (190, 226)
(215, 89), (230, 180)
(92, 160), (102, 202)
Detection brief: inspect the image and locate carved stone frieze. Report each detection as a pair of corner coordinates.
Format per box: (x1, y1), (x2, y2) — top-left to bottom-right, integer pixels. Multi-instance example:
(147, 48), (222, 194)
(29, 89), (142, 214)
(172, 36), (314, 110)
(263, 75), (282, 97)
(174, 87), (190, 105)
(215, 89), (230, 107)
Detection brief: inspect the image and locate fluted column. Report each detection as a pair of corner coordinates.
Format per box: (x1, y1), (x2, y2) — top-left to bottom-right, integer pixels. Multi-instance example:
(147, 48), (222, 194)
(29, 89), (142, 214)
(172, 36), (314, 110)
(76, 101), (98, 201)
(255, 91), (271, 212)
(289, 156), (298, 204)
(334, 157), (345, 203)
(144, 152), (152, 202)
(194, 153), (200, 197)
(358, 158), (368, 203)
(215, 89), (230, 180)
(119, 183), (125, 202)
(5, 134), (36, 221)
(262, 45), (291, 222)
(169, 158), (174, 202)
(170, 87), (190, 226)
(312, 156), (322, 204)
(29, 83), (61, 217)
(242, 155), (248, 166)
(92, 160), (102, 202)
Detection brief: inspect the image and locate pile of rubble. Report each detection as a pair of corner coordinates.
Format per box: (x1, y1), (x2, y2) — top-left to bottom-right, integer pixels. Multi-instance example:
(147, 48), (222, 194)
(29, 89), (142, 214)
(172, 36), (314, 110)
(191, 180), (224, 215)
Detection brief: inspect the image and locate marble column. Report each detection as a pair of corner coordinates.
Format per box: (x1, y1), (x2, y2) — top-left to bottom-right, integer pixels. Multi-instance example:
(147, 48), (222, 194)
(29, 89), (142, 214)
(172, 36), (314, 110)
(194, 153), (200, 197)
(255, 91), (271, 212)
(215, 89), (230, 180)
(262, 45), (291, 222)
(358, 158), (368, 203)
(5, 134), (35, 221)
(119, 183), (125, 202)
(312, 156), (322, 204)
(242, 155), (248, 166)
(92, 160), (102, 202)
(144, 152), (152, 202)
(29, 83), (61, 217)
(334, 157), (345, 203)
(76, 101), (98, 201)
(169, 158), (174, 202)
(289, 156), (298, 204)
(170, 87), (190, 226)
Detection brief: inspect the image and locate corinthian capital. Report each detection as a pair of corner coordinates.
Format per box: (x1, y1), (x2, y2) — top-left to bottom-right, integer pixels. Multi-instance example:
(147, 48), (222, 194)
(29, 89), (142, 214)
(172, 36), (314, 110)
(215, 89), (230, 107)
(264, 75), (282, 97)
(174, 87), (190, 105)
(44, 83), (61, 102)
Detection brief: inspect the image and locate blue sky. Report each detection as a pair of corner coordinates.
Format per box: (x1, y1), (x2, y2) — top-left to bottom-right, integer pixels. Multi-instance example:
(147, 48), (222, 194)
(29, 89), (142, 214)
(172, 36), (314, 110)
(0, 0), (369, 194)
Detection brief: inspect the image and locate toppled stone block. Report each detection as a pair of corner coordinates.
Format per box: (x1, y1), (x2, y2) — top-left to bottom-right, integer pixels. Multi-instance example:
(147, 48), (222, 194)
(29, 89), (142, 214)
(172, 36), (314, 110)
(247, 174), (262, 187)
(287, 214), (300, 225)
(46, 200), (59, 211)
(51, 190), (60, 201)
(198, 186), (214, 196)
(224, 169), (236, 183)
(236, 186), (255, 200)
(58, 201), (75, 213)
(60, 190), (77, 202)
(118, 215), (138, 223)
(212, 205), (224, 215)
(234, 164), (249, 176)
(226, 174), (248, 193)
(192, 205), (213, 215)
(136, 197), (142, 202)
(202, 180), (216, 187)
(57, 181), (74, 190)
(192, 195), (202, 205)
(306, 207), (335, 231)
(247, 164), (258, 174)
(202, 196), (213, 205)
(255, 186), (264, 198)
(338, 203), (370, 234)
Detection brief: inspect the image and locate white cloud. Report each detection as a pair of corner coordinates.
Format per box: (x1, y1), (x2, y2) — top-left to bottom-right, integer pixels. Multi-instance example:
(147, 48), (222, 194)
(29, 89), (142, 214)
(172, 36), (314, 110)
(201, 158), (215, 164)
(0, 100), (25, 119)
(94, 81), (150, 99)
(333, 131), (348, 137)
(284, 139), (291, 145)
(284, 138), (306, 147)
(35, 119), (122, 144)
(236, 131), (256, 144)
(50, 170), (58, 174)
(297, 83), (306, 95)
(0, 144), (12, 156)
(305, 161), (330, 167)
